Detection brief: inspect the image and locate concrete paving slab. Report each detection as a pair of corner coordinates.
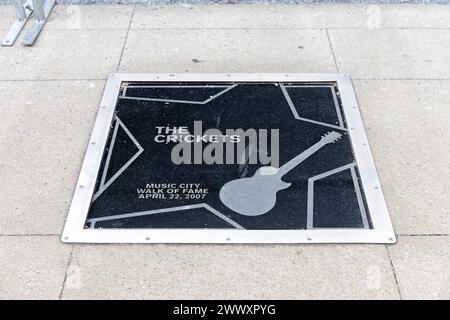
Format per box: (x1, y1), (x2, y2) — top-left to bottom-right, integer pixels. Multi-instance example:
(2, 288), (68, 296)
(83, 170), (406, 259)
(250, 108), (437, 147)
(328, 29), (450, 79)
(131, 4), (450, 30)
(119, 29), (336, 73)
(0, 236), (71, 299)
(0, 30), (126, 80)
(354, 80), (450, 235)
(389, 236), (450, 299)
(61, 244), (400, 299)
(0, 80), (104, 235)
(0, 4), (15, 31)
(45, 4), (134, 30)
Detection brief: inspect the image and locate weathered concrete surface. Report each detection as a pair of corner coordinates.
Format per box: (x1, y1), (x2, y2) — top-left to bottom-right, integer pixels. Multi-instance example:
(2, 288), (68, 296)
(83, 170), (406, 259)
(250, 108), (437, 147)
(1, 1), (450, 5)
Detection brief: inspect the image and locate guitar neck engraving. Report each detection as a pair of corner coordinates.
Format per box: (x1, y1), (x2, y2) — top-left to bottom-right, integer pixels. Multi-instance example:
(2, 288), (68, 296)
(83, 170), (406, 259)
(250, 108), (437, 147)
(219, 131), (343, 217)
(277, 140), (330, 177)
(278, 131), (342, 176)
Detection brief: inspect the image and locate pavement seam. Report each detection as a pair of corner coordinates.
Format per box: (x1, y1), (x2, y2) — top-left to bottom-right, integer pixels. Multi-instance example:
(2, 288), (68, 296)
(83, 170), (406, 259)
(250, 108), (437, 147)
(116, 4), (136, 72)
(352, 78), (450, 81)
(129, 27), (450, 31)
(385, 245), (403, 300)
(1, 78), (450, 82)
(0, 233), (448, 237)
(5, 27), (448, 32)
(325, 28), (339, 73)
(0, 234), (60, 237)
(398, 233), (449, 237)
(0, 79), (107, 82)
(59, 245), (74, 300)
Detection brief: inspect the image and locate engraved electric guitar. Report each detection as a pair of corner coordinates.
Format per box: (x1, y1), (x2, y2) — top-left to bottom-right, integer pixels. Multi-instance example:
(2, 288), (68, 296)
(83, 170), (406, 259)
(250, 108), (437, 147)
(219, 131), (343, 216)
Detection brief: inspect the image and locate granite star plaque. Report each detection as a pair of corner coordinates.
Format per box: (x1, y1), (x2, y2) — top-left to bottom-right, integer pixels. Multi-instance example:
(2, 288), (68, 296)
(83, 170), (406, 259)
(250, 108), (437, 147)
(62, 74), (395, 243)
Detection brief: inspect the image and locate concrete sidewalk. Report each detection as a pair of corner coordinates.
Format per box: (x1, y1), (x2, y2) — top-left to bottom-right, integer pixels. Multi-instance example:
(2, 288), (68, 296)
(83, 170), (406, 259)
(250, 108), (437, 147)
(0, 4), (449, 299)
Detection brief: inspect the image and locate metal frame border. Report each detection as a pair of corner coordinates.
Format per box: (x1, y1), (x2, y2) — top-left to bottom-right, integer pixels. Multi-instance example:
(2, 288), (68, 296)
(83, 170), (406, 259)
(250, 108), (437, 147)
(61, 73), (396, 244)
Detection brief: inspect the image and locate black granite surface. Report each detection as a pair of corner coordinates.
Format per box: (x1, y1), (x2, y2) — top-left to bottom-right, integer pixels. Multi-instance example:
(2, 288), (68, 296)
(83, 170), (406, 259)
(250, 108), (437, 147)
(86, 82), (371, 230)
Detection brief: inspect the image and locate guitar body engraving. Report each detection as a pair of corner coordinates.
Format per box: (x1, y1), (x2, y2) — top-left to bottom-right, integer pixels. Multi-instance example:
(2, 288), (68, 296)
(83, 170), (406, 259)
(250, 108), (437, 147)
(219, 167), (291, 216)
(219, 131), (342, 216)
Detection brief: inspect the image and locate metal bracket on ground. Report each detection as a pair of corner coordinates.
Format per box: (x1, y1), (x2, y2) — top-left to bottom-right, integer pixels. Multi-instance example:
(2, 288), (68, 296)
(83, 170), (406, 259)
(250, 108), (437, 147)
(2, 0), (55, 47)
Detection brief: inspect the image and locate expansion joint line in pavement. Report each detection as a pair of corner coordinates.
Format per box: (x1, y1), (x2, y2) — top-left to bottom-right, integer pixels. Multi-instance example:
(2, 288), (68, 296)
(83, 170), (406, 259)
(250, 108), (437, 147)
(116, 4), (136, 72)
(385, 245), (403, 300)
